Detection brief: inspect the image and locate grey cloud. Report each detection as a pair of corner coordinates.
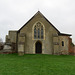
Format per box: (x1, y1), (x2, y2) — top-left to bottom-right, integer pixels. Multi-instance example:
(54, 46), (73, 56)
(0, 0), (75, 44)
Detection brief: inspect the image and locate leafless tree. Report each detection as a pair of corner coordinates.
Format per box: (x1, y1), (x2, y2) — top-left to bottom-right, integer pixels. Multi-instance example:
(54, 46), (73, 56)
(0, 38), (3, 45)
(0, 38), (4, 50)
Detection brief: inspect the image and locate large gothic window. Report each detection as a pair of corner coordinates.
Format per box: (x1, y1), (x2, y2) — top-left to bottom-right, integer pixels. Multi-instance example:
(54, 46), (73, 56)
(34, 22), (44, 39)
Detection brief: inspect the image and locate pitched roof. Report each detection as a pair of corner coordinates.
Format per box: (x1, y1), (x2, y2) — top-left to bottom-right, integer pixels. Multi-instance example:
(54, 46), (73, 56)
(18, 11), (72, 36)
(18, 11), (60, 33)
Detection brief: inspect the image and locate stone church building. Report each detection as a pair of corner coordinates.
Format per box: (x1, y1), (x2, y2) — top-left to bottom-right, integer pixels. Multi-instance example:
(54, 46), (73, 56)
(6, 11), (74, 55)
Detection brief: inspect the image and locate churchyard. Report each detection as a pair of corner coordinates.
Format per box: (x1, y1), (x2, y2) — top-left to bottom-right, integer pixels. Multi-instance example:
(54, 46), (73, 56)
(0, 54), (75, 75)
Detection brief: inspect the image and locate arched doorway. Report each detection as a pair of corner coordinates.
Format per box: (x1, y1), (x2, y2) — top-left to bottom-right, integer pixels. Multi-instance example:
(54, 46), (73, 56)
(35, 41), (42, 54)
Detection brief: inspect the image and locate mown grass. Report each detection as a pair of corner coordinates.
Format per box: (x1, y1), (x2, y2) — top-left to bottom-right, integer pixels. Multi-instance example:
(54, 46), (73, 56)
(0, 54), (75, 75)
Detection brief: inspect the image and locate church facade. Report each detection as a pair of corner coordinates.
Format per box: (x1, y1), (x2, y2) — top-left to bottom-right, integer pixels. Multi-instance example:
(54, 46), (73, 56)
(6, 11), (74, 55)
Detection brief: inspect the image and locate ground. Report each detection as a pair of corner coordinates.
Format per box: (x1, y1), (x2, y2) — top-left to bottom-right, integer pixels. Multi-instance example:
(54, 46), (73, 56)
(0, 54), (75, 75)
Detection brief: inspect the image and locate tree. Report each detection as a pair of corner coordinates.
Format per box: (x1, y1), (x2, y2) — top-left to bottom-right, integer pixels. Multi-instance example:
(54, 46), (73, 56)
(0, 38), (3, 44)
(0, 38), (4, 50)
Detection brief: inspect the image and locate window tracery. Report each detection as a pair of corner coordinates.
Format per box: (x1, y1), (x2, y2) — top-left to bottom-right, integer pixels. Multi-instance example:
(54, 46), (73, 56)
(33, 22), (44, 39)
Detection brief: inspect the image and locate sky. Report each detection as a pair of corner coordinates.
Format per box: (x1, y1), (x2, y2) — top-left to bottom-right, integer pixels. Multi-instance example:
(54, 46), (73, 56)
(0, 0), (75, 44)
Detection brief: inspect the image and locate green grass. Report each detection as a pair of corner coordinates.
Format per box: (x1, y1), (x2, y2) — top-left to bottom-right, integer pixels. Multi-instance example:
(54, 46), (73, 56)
(0, 54), (75, 75)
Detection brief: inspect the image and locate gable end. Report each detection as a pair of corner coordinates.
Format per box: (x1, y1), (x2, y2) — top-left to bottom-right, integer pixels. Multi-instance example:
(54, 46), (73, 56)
(18, 11), (60, 33)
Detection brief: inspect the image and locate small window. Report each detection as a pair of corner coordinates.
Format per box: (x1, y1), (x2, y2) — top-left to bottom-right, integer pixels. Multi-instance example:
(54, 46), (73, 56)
(62, 41), (64, 46)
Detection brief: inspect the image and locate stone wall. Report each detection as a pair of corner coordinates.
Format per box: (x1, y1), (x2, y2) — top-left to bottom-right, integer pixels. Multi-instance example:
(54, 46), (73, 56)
(58, 36), (69, 55)
(68, 38), (74, 55)
(5, 31), (18, 52)
(18, 33), (25, 55)
(9, 31), (17, 43)
(6, 35), (10, 43)
(53, 35), (59, 55)
(18, 12), (58, 54)
(5, 11), (73, 55)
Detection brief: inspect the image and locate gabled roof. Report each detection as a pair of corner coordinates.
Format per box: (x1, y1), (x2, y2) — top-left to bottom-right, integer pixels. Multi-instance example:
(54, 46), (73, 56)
(18, 11), (60, 33)
(18, 11), (72, 36)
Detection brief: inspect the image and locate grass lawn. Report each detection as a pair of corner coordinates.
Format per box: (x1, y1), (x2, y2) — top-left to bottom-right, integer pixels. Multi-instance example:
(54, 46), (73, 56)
(0, 54), (75, 75)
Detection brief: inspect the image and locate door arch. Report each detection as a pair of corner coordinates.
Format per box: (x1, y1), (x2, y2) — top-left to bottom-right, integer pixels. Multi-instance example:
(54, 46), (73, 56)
(35, 41), (42, 54)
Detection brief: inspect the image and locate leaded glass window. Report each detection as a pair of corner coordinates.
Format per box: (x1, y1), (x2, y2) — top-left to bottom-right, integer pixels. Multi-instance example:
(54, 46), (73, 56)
(34, 22), (44, 39)
(38, 28), (40, 39)
(34, 27), (36, 39)
(41, 26), (43, 39)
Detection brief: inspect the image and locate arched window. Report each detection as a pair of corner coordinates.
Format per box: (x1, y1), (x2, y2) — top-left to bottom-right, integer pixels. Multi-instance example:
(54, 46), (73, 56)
(33, 22), (44, 39)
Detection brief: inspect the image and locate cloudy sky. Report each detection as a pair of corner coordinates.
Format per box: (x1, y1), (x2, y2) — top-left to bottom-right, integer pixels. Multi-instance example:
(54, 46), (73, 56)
(0, 0), (75, 44)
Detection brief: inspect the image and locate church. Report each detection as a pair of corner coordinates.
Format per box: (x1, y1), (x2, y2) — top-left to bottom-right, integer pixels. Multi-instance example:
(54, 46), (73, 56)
(6, 11), (74, 55)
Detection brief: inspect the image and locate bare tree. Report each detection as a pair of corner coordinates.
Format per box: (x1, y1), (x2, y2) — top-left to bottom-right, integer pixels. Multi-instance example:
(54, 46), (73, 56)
(0, 38), (3, 45)
(0, 38), (4, 50)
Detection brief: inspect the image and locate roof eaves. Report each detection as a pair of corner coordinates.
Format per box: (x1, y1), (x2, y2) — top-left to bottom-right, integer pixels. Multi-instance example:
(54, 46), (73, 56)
(18, 15), (35, 33)
(18, 11), (41, 33)
(18, 11), (60, 33)
(38, 11), (60, 33)
(58, 33), (72, 36)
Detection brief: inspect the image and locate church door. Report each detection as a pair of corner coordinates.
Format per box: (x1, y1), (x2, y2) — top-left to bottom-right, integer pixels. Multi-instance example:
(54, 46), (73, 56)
(35, 41), (42, 54)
